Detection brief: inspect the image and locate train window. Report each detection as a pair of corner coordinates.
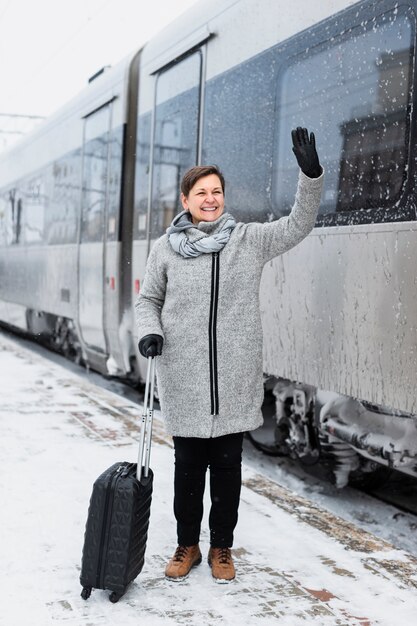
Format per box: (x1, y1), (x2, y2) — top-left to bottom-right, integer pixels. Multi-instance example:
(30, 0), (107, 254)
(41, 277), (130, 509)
(0, 188), (20, 245)
(46, 155), (79, 244)
(107, 126), (123, 242)
(274, 7), (414, 222)
(202, 49), (278, 224)
(149, 51), (202, 238)
(81, 105), (110, 243)
(23, 175), (46, 244)
(134, 112), (151, 240)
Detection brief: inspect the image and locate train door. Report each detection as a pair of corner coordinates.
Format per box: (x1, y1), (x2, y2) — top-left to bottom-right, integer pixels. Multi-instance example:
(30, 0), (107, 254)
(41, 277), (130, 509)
(78, 102), (112, 352)
(132, 43), (207, 382)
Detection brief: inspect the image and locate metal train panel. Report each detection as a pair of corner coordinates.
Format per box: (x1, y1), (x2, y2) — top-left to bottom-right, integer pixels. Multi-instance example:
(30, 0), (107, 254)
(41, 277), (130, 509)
(0, 300), (27, 330)
(0, 245), (77, 319)
(260, 222), (417, 414)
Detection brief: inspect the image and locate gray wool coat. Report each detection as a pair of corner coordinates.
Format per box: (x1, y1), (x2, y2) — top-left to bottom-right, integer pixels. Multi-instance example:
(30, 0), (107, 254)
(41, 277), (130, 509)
(135, 170), (324, 438)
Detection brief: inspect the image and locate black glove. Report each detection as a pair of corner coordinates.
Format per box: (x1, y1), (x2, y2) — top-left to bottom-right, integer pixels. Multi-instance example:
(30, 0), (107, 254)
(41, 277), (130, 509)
(291, 127), (322, 178)
(138, 334), (163, 357)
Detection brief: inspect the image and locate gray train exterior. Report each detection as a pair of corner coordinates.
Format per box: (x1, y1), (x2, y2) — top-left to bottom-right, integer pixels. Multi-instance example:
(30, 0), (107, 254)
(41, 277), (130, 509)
(1, 0), (416, 484)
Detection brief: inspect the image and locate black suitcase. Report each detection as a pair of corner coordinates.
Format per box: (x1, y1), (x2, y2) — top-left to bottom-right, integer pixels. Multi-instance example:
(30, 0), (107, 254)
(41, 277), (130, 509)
(80, 356), (156, 603)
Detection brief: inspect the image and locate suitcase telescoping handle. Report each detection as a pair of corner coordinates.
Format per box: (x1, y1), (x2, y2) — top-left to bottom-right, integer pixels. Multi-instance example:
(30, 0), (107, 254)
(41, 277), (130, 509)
(137, 355), (156, 481)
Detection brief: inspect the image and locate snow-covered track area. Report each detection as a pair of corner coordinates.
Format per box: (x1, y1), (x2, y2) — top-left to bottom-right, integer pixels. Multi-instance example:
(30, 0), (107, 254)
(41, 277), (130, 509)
(1, 330), (417, 626)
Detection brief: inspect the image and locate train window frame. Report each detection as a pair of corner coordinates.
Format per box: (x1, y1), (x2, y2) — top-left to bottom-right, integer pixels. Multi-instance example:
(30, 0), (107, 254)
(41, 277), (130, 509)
(7, 187), (22, 245)
(47, 153), (79, 245)
(80, 103), (112, 244)
(5, 188), (19, 245)
(23, 173), (46, 245)
(272, 0), (417, 227)
(146, 48), (203, 240)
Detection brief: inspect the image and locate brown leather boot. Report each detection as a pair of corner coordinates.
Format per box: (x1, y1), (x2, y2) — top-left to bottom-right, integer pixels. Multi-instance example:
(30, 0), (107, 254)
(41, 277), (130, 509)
(165, 545), (202, 580)
(208, 547), (235, 583)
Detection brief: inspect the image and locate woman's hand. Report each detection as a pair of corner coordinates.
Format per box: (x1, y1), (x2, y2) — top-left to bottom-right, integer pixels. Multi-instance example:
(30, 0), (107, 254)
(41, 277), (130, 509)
(138, 334), (164, 357)
(291, 127), (322, 178)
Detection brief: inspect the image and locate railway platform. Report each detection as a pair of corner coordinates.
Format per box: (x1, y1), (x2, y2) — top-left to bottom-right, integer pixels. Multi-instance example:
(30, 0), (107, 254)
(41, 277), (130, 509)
(1, 331), (417, 626)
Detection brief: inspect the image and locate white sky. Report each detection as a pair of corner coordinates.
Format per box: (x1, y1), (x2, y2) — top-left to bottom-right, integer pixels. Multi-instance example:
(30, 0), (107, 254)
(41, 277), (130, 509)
(0, 0), (200, 146)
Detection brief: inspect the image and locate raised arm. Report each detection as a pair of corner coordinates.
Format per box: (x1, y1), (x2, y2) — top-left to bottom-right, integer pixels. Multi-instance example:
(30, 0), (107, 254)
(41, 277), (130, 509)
(244, 127), (324, 264)
(291, 126), (322, 179)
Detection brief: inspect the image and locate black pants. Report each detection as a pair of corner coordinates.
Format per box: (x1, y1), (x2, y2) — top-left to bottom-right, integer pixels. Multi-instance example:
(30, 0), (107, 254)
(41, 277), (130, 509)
(172, 432), (244, 548)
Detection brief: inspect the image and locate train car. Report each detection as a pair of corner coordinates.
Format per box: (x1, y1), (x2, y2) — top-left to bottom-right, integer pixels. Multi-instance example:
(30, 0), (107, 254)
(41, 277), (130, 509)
(1, 0), (416, 487)
(0, 55), (141, 375)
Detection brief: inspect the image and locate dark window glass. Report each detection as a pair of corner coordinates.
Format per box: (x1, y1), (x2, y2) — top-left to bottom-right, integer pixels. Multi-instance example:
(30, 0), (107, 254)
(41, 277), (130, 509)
(81, 105), (110, 243)
(150, 52), (201, 238)
(107, 125), (123, 242)
(202, 50), (276, 224)
(134, 112), (151, 240)
(47, 153), (80, 244)
(23, 175), (45, 244)
(274, 8), (414, 216)
(0, 188), (20, 245)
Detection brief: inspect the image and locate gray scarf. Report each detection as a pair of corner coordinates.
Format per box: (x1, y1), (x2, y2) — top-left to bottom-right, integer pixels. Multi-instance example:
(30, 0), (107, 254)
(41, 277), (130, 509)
(166, 210), (236, 258)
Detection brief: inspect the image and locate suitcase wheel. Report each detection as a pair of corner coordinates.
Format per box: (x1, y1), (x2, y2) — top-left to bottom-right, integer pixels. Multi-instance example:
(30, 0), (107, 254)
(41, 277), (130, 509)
(81, 586), (92, 600)
(109, 591), (124, 603)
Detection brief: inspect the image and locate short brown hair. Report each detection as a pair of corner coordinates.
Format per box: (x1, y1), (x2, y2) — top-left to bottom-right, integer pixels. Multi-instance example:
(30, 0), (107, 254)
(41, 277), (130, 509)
(180, 165), (225, 198)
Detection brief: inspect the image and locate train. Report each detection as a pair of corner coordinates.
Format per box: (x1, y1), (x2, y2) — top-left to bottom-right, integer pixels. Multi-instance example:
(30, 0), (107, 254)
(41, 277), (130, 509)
(1, 0), (416, 488)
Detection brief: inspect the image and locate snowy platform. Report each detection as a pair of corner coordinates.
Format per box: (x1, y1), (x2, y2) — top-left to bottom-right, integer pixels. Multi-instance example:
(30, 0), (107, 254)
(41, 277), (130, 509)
(1, 332), (417, 626)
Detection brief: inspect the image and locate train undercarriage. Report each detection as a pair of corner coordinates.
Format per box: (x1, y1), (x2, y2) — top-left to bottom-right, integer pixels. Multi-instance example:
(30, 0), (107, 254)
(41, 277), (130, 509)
(24, 309), (85, 365)
(5, 308), (417, 490)
(14, 307), (139, 384)
(249, 377), (417, 489)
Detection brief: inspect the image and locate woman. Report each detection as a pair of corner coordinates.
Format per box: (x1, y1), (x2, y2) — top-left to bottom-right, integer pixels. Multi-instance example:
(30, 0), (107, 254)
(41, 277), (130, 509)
(135, 127), (323, 583)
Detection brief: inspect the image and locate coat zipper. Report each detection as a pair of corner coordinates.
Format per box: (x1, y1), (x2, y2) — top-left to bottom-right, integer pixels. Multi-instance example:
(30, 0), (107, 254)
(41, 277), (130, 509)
(209, 251), (220, 415)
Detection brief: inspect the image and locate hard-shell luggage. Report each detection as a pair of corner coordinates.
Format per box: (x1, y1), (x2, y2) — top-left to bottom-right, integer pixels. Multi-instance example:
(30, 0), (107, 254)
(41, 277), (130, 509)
(80, 356), (156, 603)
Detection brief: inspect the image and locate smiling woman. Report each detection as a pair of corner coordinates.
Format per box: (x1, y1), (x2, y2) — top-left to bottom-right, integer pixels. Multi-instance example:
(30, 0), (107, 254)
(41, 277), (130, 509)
(180, 165), (226, 224)
(135, 131), (323, 582)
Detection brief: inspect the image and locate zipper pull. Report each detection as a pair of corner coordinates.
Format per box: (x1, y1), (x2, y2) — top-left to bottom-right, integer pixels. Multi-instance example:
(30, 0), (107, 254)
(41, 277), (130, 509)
(121, 463), (135, 477)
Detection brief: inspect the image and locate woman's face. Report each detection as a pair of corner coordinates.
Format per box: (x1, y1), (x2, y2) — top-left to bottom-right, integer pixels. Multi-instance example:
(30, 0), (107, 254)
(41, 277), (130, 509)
(181, 174), (225, 225)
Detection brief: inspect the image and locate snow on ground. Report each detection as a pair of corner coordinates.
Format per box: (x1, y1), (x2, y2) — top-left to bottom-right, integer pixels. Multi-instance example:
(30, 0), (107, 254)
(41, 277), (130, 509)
(1, 331), (417, 626)
(242, 437), (417, 558)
